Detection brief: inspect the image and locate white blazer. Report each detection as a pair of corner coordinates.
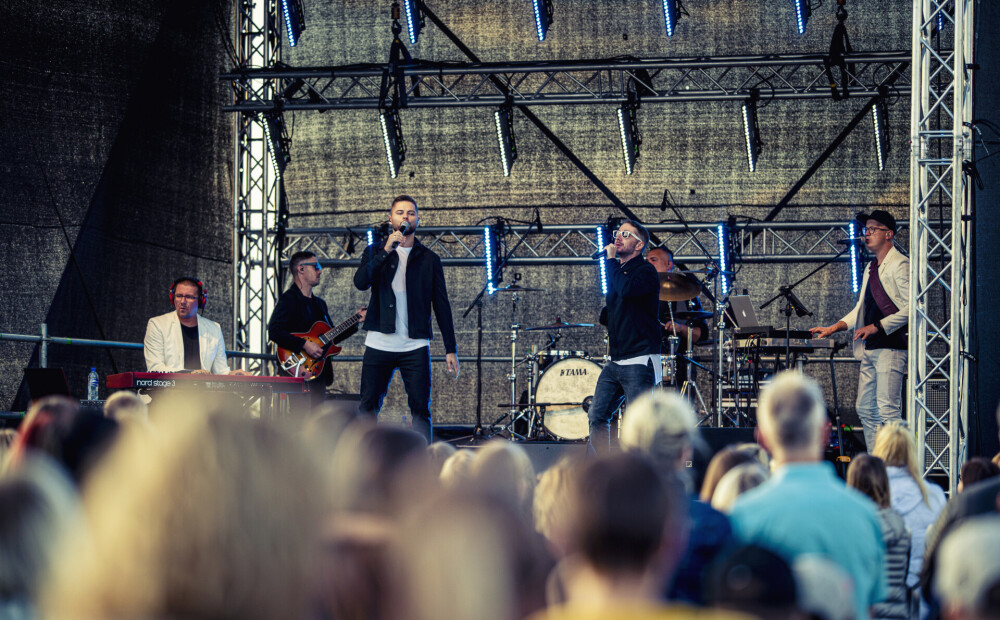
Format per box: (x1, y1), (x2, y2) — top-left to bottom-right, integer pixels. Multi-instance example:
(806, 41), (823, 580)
(839, 245), (909, 360)
(143, 311), (231, 374)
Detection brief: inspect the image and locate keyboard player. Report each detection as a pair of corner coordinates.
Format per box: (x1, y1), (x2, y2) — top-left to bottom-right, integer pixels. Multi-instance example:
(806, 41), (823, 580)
(143, 277), (249, 376)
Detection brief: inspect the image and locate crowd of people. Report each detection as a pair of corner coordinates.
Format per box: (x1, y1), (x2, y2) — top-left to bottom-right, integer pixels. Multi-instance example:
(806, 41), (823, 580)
(1, 372), (999, 620)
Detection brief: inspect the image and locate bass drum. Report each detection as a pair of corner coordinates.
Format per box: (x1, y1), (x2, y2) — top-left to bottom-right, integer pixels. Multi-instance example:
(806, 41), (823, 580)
(536, 356), (603, 440)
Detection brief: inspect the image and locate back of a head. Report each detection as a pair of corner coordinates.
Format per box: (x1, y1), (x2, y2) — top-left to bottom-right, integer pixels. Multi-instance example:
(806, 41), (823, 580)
(959, 457), (1000, 491)
(757, 371), (826, 457)
(620, 390), (698, 472)
(705, 545), (799, 620)
(871, 420), (930, 504)
(9, 396), (79, 469)
(570, 452), (686, 576)
(847, 453), (892, 508)
(470, 440), (536, 525)
(102, 391), (148, 423)
(426, 441), (457, 478)
(333, 424), (432, 516)
(533, 455), (580, 557)
(439, 449), (477, 489)
(793, 554), (856, 620)
(711, 462), (770, 513)
(44, 406), (330, 620)
(934, 515), (1000, 619)
(700, 445), (759, 502)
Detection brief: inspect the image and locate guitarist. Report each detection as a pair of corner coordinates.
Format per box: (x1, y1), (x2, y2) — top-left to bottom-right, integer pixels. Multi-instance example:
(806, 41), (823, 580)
(268, 251), (367, 408)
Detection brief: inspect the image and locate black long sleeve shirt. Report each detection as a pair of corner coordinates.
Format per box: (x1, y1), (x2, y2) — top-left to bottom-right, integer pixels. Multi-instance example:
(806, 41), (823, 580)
(600, 254), (661, 360)
(267, 285), (358, 385)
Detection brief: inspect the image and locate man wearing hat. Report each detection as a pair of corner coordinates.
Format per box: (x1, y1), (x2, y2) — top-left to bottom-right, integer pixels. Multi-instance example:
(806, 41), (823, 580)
(810, 210), (909, 451)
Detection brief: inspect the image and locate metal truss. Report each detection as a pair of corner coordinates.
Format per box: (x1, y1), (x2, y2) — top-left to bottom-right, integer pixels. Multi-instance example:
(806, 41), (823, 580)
(220, 52), (911, 112)
(282, 221), (907, 267)
(232, 0), (283, 370)
(908, 0), (974, 491)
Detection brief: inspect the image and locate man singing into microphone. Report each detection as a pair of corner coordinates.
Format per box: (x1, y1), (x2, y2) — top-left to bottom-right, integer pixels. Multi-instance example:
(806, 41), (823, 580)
(810, 210), (909, 451)
(353, 195), (459, 443)
(588, 219), (661, 454)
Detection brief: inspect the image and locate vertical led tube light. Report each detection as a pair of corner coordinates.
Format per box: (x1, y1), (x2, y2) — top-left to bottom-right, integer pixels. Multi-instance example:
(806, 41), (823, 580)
(849, 221), (861, 294)
(717, 223), (730, 296)
(403, 0), (423, 45)
(484, 226), (496, 295)
(662, 0), (678, 36)
(617, 107), (638, 175)
(367, 229), (375, 247)
(533, 0), (552, 41)
(494, 107), (517, 177)
(596, 226), (609, 295)
(380, 110), (405, 179)
(741, 98), (760, 173)
(872, 97), (889, 171)
(793, 0), (810, 34)
(279, 0), (305, 47)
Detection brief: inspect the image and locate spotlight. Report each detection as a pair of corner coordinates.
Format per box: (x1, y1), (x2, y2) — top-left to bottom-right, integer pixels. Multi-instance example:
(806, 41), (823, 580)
(494, 105), (518, 177)
(596, 226), (609, 295)
(617, 105), (640, 175)
(793, 0), (810, 34)
(279, 0), (306, 47)
(741, 94), (762, 173)
(379, 109), (406, 179)
(662, 0), (680, 36)
(403, 0), (423, 45)
(261, 113), (290, 178)
(717, 223), (730, 295)
(533, 0), (553, 41)
(872, 91), (890, 171)
(849, 221), (861, 294)
(484, 226), (500, 294)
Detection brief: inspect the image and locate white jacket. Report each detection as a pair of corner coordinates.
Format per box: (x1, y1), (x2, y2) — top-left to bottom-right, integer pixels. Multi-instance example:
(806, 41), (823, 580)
(143, 311), (231, 374)
(839, 245), (909, 360)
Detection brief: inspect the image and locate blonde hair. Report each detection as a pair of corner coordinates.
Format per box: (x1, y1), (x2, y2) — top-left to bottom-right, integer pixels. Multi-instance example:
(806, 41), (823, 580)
(439, 449), (476, 489)
(620, 390), (698, 470)
(532, 456), (579, 554)
(711, 462), (769, 513)
(102, 391), (148, 422)
(872, 420), (930, 506)
(470, 440), (536, 526)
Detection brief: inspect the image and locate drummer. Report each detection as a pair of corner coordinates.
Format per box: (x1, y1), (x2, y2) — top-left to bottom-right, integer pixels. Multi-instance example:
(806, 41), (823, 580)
(647, 247), (709, 385)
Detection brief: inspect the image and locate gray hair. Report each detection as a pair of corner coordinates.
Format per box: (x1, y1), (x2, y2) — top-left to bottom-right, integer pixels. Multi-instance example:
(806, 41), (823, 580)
(757, 371), (827, 453)
(621, 390), (698, 471)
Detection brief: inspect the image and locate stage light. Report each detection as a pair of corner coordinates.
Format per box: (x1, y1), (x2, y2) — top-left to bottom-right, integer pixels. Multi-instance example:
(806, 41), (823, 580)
(662, 0), (679, 36)
(596, 226), (609, 295)
(533, 0), (553, 41)
(717, 223), (730, 296)
(279, 0), (306, 47)
(617, 105), (640, 175)
(261, 113), (290, 178)
(934, 4), (947, 32)
(379, 109), (406, 179)
(741, 95), (762, 173)
(484, 226), (499, 294)
(403, 0), (423, 45)
(494, 106), (518, 177)
(367, 229), (375, 246)
(872, 92), (889, 171)
(849, 221), (861, 294)
(793, 0), (810, 34)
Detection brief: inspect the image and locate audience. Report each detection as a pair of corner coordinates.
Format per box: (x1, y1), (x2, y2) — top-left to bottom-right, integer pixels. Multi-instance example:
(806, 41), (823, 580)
(470, 439), (537, 526)
(792, 554), (856, 620)
(426, 440), (457, 477)
(847, 454), (911, 620)
(533, 455), (579, 559)
(101, 390), (148, 424)
(704, 545), (802, 620)
(711, 462), (770, 513)
(728, 370), (886, 620)
(958, 457), (1000, 492)
(933, 515), (1000, 620)
(701, 445), (760, 503)
(439, 447), (476, 489)
(620, 390), (734, 604)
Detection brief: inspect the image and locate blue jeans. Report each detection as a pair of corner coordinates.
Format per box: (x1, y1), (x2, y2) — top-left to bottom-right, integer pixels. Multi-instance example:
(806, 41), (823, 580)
(588, 360), (657, 454)
(856, 347), (907, 451)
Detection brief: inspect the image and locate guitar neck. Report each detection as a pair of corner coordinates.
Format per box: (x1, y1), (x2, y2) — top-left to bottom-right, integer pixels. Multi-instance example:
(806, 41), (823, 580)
(320, 313), (362, 344)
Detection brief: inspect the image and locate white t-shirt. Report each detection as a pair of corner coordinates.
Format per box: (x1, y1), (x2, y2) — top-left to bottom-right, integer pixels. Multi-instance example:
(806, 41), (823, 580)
(613, 353), (663, 384)
(365, 246), (431, 353)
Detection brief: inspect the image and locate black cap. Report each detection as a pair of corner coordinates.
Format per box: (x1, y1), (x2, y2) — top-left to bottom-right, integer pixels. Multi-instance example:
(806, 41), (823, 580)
(856, 210), (897, 232)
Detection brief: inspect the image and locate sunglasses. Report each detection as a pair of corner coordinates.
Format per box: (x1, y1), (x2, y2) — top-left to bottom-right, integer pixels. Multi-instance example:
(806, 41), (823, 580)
(612, 230), (638, 240)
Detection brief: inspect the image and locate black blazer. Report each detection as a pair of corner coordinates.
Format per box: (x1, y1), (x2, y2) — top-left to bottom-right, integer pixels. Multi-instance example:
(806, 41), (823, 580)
(600, 254), (661, 360)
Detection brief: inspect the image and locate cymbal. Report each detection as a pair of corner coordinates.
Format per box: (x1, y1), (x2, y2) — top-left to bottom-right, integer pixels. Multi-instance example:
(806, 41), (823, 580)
(679, 268), (735, 276)
(525, 318), (596, 331)
(494, 284), (546, 293)
(670, 310), (714, 322)
(657, 272), (701, 302)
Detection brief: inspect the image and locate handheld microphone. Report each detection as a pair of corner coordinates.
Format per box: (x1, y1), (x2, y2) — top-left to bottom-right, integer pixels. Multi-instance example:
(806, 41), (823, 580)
(591, 247), (609, 260)
(392, 221), (409, 249)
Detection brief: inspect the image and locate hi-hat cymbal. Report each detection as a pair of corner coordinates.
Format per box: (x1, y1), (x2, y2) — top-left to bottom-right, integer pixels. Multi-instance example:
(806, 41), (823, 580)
(658, 272), (701, 302)
(494, 284), (547, 293)
(670, 310), (714, 322)
(525, 317), (596, 331)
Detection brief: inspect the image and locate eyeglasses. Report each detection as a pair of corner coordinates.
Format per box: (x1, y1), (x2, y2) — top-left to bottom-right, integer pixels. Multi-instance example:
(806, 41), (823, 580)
(301, 261), (322, 270)
(612, 230), (638, 240)
(174, 294), (199, 302)
(863, 226), (892, 236)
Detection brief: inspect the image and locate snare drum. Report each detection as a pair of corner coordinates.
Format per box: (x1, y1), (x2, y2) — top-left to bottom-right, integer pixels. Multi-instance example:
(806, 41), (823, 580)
(535, 356), (603, 440)
(536, 350), (588, 370)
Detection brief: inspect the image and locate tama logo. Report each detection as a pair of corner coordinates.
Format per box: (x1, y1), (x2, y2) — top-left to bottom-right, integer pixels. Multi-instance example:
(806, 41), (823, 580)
(560, 368), (588, 376)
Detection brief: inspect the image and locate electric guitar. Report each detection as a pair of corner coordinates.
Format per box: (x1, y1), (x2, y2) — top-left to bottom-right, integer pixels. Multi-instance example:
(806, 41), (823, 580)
(276, 311), (364, 380)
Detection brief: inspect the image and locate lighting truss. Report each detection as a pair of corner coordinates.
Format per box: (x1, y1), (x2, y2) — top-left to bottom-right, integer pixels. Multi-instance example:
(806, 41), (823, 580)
(741, 95), (762, 172)
(494, 105), (518, 177)
(379, 109), (406, 178)
(596, 226), (609, 295)
(403, 0), (423, 45)
(261, 112), (291, 177)
(533, 0), (553, 41)
(617, 105), (640, 175)
(279, 0), (305, 47)
(793, 0), (810, 35)
(849, 221), (861, 294)
(662, 0), (679, 37)
(872, 91), (890, 171)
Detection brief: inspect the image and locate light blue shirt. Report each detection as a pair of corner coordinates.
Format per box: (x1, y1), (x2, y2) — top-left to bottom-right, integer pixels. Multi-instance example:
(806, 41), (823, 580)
(729, 462), (887, 620)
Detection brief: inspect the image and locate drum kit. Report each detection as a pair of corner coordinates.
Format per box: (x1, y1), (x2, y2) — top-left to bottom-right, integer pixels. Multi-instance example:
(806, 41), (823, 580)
(489, 268), (719, 441)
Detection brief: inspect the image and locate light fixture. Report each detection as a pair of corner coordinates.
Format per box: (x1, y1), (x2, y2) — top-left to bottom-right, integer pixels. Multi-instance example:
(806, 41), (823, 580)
(533, 0), (553, 41)
(793, 0), (810, 34)
(872, 90), (890, 171)
(662, 0), (679, 36)
(494, 105), (518, 177)
(741, 94), (762, 173)
(261, 113), (290, 178)
(403, 0), (423, 45)
(849, 221), (861, 294)
(717, 223), (730, 296)
(367, 229), (375, 246)
(379, 109), (406, 179)
(484, 226), (498, 294)
(617, 105), (640, 175)
(279, 0), (306, 47)
(596, 226), (609, 295)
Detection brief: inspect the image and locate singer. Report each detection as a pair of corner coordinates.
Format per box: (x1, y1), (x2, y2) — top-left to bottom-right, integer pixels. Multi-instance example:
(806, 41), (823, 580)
(810, 210), (909, 451)
(353, 195), (459, 443)
(588, 219), (662, 454)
